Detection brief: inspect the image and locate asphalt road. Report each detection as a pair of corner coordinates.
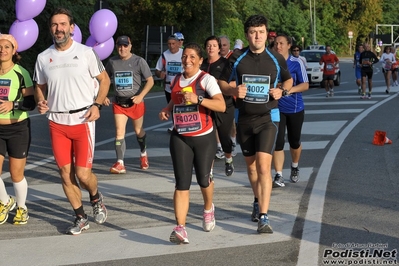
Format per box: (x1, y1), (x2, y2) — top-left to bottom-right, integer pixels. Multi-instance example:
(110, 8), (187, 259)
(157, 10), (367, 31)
(1, 60), (398, 266)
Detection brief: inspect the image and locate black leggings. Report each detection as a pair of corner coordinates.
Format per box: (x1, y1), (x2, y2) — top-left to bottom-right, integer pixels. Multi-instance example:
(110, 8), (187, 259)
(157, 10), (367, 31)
(275, 110), (304, 151)
(215, 104), (235, 153)
(169, 129), (216, 190)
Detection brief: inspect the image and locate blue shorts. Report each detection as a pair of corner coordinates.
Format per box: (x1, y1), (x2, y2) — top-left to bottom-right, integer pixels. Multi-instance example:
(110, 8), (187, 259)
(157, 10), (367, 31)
(355, 67), (362, 80)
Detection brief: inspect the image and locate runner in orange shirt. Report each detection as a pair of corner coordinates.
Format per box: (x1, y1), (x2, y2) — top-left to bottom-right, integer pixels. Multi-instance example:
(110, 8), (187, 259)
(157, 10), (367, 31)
(319, 45), (339, 97)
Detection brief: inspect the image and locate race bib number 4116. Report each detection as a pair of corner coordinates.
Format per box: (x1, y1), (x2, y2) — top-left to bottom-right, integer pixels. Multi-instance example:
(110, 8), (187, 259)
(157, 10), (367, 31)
(242, 74), (270, 103)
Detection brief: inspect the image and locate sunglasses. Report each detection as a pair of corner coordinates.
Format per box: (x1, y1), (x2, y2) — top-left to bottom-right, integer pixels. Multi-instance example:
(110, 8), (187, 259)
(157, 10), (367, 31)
(292, 49), (300, 52)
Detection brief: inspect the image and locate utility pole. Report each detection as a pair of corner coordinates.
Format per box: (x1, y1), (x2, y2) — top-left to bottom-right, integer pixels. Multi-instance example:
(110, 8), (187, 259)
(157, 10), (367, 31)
(309, 0), (313, 44)
(210, 0), (214, 35)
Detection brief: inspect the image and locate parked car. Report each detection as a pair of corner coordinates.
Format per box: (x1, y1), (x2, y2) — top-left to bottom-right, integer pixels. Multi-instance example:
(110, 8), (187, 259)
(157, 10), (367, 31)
(300, 49), (341, 87)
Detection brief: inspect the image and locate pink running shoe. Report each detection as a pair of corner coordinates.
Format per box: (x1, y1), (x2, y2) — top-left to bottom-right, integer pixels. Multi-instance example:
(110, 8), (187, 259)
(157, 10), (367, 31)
(169, 225), (189, 244)
(202, 203), (216, 232)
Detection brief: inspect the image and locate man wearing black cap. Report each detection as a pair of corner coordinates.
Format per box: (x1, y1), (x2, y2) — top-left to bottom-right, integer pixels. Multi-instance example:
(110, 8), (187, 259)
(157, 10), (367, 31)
(104, 35), (154, 173)
(155, 34), (183, 132)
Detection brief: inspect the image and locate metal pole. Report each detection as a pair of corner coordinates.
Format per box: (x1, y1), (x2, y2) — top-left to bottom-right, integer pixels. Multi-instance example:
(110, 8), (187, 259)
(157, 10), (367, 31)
(145, 25), (149, 61)
(160, 26), (163, 56)
(100, 0), (102, 9)
(309, 0), (313, 44)
(211, 0), (214, 35)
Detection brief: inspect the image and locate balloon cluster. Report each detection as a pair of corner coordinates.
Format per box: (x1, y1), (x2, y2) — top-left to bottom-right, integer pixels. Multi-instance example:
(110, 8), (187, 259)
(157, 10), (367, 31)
(7, 1), (117, 60)
(9, 0), (46, 52)
(85, 9), (118, 60)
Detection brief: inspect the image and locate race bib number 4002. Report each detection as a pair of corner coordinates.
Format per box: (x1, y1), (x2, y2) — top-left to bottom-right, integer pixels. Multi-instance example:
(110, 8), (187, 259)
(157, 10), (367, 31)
(242, 74), (270, 103)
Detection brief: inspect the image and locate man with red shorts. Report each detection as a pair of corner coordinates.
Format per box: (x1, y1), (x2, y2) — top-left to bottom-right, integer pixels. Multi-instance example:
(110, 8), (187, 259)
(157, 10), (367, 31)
(105, 35), (154, 173)
(34, 8), (110, 235)
(320, 45), (339, 97)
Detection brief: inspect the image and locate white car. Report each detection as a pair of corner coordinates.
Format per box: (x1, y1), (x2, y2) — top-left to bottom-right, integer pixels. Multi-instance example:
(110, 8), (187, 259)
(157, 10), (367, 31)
(300, 49), (341, 87)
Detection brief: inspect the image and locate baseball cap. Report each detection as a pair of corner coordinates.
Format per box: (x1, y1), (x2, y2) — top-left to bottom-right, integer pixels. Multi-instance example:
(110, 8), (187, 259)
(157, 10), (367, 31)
(0, 34), (18, 51)
(234, 39), (243, 50)
(268, 31), (277, 38)
(116, 36), (131, 45)
(174, 32), (184, 40)
(168, 35), (179, 41)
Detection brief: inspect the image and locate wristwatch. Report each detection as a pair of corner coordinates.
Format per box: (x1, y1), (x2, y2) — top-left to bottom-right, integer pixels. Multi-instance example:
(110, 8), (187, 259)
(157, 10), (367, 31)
(279, 86), (289, 96)
(197, 95), (204, 105)
(92, 103), (102, 110)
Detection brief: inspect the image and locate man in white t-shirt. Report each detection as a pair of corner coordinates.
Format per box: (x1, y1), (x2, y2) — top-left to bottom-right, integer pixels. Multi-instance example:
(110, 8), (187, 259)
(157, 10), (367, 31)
(34, 7), (110, 235)
(155, 34), (183, 132)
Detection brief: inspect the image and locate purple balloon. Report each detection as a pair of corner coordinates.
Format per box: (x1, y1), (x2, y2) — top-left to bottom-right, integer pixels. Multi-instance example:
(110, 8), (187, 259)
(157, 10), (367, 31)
(71, 24), (82, 43)
(85, 35), (97, 47)
(16, 0), (46, 21)
(89, 9), (117, 43)
(9, 19), (39, 52)
(93, 37), (114, 60)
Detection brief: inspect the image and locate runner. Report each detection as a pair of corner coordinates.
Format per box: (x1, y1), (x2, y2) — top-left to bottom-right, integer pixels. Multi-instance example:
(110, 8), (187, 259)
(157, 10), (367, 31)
(105, 35), (154, 173)
(319, 45), (339, 97)
(359, 43), (379, 99)
(201, 36), (235, 177)
(272, 34), (309, 188)
(218, 15), (292, 233)
(155, 35), (183, 132)
(159, 43), (225, 244)
(379, 46), (395, 94)
(34, 7), (110, 235)
(353, 44), (364, 94)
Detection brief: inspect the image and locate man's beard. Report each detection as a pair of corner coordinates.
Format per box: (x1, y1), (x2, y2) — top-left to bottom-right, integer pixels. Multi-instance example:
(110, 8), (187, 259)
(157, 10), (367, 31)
(53, 31), (70, 45)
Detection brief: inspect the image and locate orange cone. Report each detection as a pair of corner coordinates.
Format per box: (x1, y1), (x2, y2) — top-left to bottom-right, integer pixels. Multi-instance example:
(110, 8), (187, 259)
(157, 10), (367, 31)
(385, 136), (392, 144)
(372, 130), (386, 145)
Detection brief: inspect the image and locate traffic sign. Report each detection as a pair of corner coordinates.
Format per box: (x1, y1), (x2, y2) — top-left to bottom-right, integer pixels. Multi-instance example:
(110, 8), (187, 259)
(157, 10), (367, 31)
(348, 31), (353, 39)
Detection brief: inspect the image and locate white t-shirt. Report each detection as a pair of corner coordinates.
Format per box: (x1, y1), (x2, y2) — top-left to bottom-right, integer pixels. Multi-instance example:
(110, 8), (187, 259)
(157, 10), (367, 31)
(155, 48), (183, 93)
(380, 53), (396, 70)
(174, 70), (221, 98)
(34, 41), (105, 125)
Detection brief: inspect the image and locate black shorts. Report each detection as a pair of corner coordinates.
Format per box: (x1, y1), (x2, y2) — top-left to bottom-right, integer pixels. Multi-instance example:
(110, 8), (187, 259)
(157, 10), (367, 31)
(361, 69), (373, 79)
(237, 113), (278, 156)
(0, 119), (31, 158)
(323, 74), (335, 81)
(382, 68), (392, 74)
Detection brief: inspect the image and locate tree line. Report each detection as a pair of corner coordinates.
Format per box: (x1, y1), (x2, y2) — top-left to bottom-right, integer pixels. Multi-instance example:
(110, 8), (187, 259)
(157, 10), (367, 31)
(1, 0), (398, 73)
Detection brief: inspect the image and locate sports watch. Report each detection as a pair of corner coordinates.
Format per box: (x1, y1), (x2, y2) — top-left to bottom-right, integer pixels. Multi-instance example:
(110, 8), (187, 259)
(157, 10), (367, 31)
(92, 103), (102, 110)
(197, 95), (204, 105)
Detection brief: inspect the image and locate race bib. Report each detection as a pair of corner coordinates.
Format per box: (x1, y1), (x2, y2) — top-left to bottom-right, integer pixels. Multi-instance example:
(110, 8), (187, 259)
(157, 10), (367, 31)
(242, 74), (270, 103)
(167, 62), (182, 76)
(0, 79), (11, 100)
(326, 63), (334, 71)
(173, 104), (202, 133)
(384, 61), (392, 70)
(115, 71), (133, 91)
